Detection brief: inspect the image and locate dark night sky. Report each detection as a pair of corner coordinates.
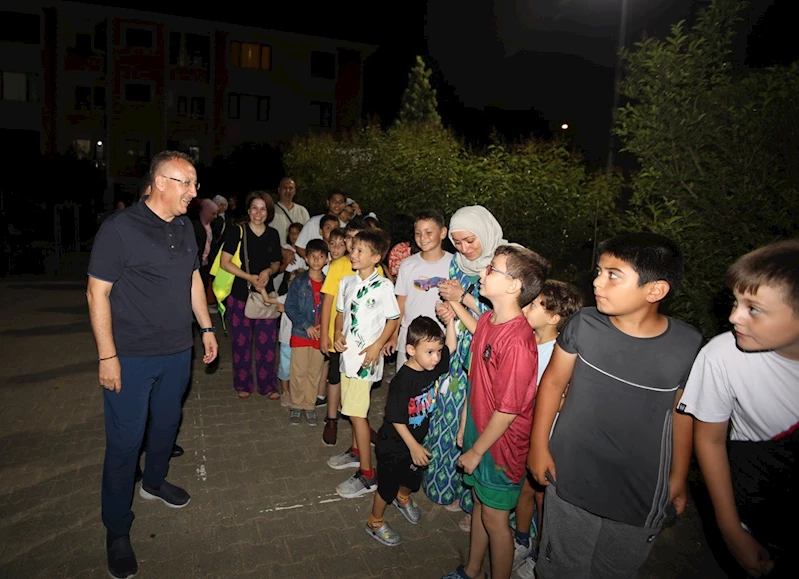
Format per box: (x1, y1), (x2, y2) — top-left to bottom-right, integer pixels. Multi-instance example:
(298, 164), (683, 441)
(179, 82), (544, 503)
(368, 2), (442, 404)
(93, 0), (793, 160)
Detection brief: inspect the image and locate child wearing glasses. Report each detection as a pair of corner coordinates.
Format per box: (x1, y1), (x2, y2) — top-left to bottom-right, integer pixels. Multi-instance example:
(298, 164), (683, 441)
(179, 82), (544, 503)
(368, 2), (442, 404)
(440, 245), (549, 579)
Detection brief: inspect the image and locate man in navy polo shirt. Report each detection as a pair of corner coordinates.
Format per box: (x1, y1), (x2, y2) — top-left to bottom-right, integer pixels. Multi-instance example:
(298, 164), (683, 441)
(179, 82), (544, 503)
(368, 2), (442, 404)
(87, 150), (218, 579)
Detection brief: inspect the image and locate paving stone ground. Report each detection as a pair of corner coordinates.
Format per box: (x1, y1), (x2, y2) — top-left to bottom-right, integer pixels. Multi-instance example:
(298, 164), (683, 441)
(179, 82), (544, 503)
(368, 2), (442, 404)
(0, 279), (735, 578)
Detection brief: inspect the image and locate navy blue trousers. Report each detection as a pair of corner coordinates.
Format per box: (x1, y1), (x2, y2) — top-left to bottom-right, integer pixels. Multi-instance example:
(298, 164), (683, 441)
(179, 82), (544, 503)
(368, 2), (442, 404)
(101, 349), (191, 537)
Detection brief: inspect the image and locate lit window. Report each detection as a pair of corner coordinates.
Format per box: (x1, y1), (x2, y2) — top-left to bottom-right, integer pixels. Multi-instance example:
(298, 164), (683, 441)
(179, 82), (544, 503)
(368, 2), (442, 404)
(260, 46), (272, 71)
(230, 42), (241, 67)
(230, 41), (272, 70)
(240, 43), (260, 68)
(73, 139), (92, 160)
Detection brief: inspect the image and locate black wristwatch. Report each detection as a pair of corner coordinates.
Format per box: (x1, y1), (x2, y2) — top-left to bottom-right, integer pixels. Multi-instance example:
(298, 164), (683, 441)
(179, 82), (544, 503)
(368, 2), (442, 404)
(200, 327), (216, 334)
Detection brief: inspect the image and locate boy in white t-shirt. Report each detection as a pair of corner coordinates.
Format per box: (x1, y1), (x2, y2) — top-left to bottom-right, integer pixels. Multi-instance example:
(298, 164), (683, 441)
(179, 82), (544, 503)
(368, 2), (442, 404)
(331, 229), (400, 499)
(383, 210), (452, 367)
(680, 240), (799, 579)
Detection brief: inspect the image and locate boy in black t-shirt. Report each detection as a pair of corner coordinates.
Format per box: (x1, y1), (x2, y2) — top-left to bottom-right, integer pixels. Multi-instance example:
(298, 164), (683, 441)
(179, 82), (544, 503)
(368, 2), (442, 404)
(365, 316), (456, 546)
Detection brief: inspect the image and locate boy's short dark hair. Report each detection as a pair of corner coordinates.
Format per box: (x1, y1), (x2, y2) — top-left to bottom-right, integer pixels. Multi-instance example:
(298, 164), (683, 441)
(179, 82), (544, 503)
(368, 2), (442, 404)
(494, 245), (550, 308)
(726, 239), (799, 315)
(288, 222), (303, 234)
(329, 227), (347, 242)
(305, 238), (328, 258)
(597, 233), (684, 294)
(414, 209), (446, 229)
(539, 280), (585, 331)
(345, 216), (369, 233)
(327, 188), (346, 201)
(319, 213), (338, 230)
(406, 316), (445, 347)
(354, 228), (391, 259)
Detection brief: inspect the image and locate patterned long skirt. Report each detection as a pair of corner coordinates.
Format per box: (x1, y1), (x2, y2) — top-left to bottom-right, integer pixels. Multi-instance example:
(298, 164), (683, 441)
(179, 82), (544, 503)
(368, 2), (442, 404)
(226, 296), (279, 395)
(423, 373), (474, 513)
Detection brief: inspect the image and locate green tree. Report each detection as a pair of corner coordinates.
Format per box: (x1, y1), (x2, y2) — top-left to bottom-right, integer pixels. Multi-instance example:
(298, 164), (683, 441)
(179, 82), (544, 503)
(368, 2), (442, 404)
(395, 56), (442, 127)
(616, 0), (799, 336)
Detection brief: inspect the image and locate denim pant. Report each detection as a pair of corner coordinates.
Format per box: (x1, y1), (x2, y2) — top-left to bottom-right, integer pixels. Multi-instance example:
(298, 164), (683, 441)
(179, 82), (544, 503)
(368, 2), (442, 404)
(101, 349), (191, 537)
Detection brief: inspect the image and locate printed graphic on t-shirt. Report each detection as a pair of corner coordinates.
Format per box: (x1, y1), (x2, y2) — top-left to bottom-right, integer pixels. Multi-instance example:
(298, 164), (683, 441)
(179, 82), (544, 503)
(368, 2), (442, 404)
(408, 377), (440, 428)
(413, 276), (447, 291)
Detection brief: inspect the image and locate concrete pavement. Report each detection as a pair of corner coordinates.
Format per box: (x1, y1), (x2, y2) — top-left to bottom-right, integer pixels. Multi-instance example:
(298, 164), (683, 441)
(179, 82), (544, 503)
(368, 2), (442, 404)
(0, 279), (732, 578)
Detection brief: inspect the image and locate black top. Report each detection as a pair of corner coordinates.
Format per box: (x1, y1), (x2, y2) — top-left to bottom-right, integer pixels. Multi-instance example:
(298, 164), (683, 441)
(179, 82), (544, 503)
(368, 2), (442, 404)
(222, 223), (282, 301)
(377, 347), (450, 461)
(87, 200), (199, 357)
(550, 307), (702, 528)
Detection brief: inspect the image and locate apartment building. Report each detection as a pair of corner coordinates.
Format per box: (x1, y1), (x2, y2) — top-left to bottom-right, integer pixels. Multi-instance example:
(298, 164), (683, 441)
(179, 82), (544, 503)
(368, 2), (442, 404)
(0, 1), (374, 202)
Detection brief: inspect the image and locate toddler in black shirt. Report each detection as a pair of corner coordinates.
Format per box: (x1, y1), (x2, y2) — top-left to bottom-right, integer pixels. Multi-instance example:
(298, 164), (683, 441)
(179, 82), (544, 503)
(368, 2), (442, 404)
(365, 315), (456, 546)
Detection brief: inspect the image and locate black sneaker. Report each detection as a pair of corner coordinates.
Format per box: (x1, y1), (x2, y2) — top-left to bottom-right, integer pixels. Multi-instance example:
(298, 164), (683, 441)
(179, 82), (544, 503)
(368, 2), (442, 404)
(106, 534), (137, 579)
(139, 480), (191, 508)
(315, 396), (328, 407)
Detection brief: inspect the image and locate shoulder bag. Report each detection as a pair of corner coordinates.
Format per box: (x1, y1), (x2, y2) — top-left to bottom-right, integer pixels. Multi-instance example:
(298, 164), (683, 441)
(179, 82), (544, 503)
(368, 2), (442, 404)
(242, 225), (281, 320)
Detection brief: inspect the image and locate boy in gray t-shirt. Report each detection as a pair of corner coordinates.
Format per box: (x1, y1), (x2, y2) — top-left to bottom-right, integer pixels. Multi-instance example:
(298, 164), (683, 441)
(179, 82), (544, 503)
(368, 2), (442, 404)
(529, 233), (702, 579)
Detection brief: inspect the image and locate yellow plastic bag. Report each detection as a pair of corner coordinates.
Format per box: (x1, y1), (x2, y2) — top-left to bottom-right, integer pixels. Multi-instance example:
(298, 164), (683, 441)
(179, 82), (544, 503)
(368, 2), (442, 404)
(210, 225), (243, 324)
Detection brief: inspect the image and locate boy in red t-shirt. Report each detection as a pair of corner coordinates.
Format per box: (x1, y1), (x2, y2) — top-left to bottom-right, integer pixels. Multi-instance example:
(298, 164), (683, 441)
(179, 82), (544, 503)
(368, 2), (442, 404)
(442, 245), (549, 579)
(284, 239), (328, 426)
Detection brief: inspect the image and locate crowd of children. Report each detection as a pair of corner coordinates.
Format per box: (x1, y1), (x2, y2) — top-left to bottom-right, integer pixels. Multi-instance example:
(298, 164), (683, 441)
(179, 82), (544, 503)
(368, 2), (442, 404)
(221, 184), (796, 579)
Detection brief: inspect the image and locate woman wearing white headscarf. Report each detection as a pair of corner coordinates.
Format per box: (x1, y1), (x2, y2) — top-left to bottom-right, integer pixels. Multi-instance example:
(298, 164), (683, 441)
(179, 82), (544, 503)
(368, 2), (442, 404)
(424, 206), (507, 523)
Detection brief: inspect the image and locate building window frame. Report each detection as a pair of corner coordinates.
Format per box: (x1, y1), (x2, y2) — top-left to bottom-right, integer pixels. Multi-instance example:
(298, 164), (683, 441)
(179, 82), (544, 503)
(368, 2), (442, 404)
(0, 70), (39, 102)
(310, 100), (333, 128)
(230, 41), (272, 71)
(123, 81), (153, 103)
(123, 24), (155, 50)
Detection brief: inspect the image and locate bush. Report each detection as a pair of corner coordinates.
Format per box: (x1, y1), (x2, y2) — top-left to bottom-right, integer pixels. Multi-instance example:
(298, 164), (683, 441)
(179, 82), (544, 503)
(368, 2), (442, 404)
(617, 0), (799, 336)
(284, 123), (621, 283)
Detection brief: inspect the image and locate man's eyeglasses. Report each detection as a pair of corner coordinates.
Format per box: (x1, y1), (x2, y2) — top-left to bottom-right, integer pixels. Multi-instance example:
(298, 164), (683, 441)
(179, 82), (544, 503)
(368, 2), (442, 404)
(485, 263), (513, 279)
(162, 175), (200, 191)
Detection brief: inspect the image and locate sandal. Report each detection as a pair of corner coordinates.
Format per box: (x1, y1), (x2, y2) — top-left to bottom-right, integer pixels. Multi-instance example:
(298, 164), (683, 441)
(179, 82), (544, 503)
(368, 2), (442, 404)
(443, 499), (462, 512)
(441, 564), (476, 579)
(267, 391), (281, 400)
(458, 513), (472, 533)
(237, 391), (251, 399)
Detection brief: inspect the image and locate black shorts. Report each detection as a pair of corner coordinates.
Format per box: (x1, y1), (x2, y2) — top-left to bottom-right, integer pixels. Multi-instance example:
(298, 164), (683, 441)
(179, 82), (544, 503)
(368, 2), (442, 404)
(376, 450), (423, 504)
(327, 352), (341, 384)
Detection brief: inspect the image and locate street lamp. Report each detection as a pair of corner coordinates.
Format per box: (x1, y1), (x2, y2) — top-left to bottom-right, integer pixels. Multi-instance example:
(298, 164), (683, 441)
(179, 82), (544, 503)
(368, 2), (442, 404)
(561, 123), (569, 130)
(592, 0), (631, 267)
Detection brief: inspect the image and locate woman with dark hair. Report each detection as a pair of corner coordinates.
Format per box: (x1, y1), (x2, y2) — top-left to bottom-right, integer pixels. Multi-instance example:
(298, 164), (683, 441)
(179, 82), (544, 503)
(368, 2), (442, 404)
(220, 191), (283, 399)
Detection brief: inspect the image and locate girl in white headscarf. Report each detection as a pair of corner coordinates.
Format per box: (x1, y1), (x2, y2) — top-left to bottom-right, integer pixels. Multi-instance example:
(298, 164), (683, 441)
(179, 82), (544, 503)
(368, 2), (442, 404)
(424, 206), (506, 524)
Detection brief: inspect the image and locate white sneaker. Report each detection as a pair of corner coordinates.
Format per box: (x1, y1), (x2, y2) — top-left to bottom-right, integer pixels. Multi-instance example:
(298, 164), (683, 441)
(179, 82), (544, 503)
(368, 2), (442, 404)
(513, 557), (536, 579)
(513, 539), (534, 569)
